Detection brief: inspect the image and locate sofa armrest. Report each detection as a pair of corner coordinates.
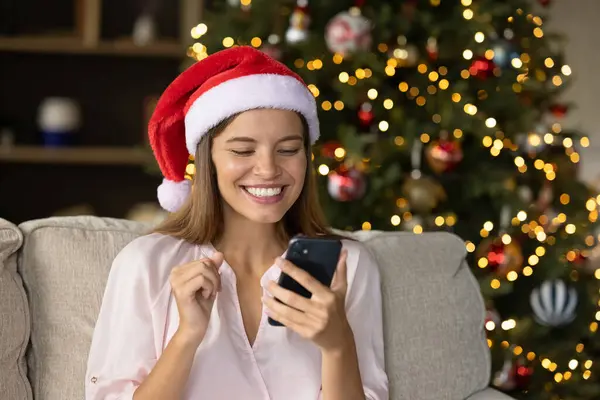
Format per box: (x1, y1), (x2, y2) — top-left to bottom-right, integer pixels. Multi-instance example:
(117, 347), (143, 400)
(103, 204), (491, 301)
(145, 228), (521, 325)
(466, 388), (517, 400)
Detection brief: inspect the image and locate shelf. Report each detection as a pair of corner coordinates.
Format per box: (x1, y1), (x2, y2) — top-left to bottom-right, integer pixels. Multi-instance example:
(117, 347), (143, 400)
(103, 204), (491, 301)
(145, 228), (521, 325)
(0, 146), (154, 166)
(0, 36), (186, 58)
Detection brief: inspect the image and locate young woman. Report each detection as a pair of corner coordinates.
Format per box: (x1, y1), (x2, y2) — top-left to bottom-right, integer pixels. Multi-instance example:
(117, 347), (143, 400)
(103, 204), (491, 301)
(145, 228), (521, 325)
(85, 46), (388, 400)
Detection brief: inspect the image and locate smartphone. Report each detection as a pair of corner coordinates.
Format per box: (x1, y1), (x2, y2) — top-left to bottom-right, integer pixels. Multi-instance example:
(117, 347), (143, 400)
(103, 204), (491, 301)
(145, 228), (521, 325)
(268, 236), (342, 326)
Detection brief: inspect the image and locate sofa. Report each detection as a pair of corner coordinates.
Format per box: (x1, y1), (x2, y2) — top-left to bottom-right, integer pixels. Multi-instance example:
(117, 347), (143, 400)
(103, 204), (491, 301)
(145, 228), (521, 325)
(0, 215), (515, 400)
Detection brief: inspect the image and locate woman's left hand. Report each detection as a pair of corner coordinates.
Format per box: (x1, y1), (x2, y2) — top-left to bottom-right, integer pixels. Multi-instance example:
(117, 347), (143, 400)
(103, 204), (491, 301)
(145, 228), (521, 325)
(262, 250), (354, 353)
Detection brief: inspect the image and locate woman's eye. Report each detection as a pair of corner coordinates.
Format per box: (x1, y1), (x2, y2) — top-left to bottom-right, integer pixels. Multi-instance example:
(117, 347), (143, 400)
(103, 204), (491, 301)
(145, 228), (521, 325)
(230, 150), (254, 156)
(279, 148), (301, 155)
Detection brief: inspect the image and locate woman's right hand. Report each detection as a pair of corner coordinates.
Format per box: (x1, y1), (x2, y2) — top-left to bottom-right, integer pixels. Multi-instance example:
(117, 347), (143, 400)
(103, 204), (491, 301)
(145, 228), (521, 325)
(169, 252), (224, 346)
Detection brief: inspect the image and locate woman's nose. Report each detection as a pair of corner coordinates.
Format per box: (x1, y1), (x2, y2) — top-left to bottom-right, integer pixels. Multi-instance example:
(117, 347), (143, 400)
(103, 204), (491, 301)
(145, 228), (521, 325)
(253, 153), (281, 179)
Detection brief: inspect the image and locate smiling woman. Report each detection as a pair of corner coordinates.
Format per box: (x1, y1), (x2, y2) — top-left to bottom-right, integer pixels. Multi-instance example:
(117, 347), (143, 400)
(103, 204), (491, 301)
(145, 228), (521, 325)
(84, 46), (388, 400)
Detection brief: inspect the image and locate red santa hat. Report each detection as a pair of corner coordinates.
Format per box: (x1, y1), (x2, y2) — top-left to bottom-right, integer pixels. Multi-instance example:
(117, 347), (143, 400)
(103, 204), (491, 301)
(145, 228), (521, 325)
(148, 46), (320, 212)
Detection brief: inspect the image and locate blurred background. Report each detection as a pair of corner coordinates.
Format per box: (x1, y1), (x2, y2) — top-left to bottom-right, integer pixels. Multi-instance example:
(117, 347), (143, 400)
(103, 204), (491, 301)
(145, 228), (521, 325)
(0, 1), (598, 225)
(1, 1), (600, 398)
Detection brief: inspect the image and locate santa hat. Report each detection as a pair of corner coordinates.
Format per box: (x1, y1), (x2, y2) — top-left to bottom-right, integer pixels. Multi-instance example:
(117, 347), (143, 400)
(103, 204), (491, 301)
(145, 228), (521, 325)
(148, 46), (320, 212)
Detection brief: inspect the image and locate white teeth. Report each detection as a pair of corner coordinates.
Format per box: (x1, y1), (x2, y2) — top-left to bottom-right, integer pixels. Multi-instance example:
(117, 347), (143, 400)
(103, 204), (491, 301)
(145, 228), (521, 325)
(245, 187), (283, 197)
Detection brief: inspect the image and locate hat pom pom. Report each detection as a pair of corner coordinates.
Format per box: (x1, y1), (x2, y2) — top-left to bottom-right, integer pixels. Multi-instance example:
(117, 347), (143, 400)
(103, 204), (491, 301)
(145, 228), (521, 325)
(157, 179), (192, 212)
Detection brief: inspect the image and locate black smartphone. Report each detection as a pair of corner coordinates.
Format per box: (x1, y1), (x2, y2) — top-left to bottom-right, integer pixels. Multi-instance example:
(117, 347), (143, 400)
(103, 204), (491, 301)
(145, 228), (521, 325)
(268, 236), (342, 326)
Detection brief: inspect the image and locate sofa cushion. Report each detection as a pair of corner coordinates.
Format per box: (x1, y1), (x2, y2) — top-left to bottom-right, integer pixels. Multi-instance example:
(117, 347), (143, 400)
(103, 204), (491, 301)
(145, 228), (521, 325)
(0, 218), (31, 400)
(349, 230), (491, 400)
(17, 216), (149, 400)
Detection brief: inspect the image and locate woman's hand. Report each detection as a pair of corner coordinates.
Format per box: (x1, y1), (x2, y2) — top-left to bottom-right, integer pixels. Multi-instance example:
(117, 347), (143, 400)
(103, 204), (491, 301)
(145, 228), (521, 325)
(262, 250), (354, 353)
(169, 252), (224, 347)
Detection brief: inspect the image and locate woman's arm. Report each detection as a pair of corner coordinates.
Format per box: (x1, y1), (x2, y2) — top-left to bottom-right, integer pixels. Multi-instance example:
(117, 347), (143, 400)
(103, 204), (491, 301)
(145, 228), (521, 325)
(133, 331), (199, 400)
(321, 337), (366, 400)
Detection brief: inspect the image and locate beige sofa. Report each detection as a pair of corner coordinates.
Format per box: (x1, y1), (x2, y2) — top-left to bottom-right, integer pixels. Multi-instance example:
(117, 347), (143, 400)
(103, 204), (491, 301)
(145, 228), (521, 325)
(0, 216), (515, 400)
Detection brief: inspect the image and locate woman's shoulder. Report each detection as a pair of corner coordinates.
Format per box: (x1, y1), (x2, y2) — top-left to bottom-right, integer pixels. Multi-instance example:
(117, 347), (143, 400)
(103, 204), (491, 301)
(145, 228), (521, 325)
(340, 238), (379, 272)
(110, 232), (212, 287)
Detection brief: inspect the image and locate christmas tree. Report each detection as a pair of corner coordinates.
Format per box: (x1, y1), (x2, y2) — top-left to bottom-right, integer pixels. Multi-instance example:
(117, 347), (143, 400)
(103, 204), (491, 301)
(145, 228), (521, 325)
(187, 0), (600, 398)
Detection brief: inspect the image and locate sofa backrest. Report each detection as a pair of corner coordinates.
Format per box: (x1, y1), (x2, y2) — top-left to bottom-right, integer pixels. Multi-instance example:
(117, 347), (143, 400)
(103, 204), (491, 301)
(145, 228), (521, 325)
(1, 216), (490, 400)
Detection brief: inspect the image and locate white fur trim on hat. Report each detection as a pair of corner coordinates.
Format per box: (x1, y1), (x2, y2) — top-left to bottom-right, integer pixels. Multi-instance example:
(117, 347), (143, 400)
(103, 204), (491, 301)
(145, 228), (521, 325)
(157, 178), (192, 213)
(184, 73), (319, 155)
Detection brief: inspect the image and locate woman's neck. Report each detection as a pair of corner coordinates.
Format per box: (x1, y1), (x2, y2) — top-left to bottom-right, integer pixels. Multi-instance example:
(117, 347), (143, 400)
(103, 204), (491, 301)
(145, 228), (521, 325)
(214, 210), (288, 277)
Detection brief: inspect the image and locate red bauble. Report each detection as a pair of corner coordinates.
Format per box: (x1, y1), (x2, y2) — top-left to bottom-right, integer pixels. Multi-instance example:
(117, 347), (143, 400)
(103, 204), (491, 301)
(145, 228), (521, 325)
(358, 102), (374, 127)
(469, 57), (496, 80)
(327, 167), (366, 202)
(476, 237), (524, 275)
(320, 141), (342, 158)
(513, 361), (534, 390)
(549, 103), (568, 118)
(425, 139), (463, 173)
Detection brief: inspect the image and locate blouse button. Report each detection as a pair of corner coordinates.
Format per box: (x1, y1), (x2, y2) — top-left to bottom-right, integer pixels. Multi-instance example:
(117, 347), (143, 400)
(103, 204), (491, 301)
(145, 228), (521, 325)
(91, 377), (98, 384)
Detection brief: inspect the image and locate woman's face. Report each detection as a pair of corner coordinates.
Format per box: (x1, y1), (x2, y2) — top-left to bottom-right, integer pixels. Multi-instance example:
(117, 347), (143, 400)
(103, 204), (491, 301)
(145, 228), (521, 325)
(211, 109), (307, 225)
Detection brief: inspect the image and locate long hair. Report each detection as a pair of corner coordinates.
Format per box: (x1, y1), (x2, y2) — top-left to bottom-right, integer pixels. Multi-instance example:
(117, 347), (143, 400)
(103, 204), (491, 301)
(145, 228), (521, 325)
(152, 113), (335, 245)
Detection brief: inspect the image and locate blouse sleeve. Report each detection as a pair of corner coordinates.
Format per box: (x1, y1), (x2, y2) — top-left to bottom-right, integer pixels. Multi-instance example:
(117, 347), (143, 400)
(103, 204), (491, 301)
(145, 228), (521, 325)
(85, 239), (161, 400)
(345, 242), (389, 400)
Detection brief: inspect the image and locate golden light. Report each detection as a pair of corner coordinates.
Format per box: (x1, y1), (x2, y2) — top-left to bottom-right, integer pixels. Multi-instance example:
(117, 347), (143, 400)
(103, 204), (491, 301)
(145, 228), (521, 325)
(318, 164), (329, 175)
(383, 99), (394, 109)
(334, 147), (346, 158)
(507, 271), (518, 281)
(484, 221), (494, 231)
(463, 49), (474, 60)
(391, 215), (401, 226)
(368, 88), (379, 99)
(523, 266), (533, 276)
(463, 9), (474, 19)
(362, 222), (372, 231)
(334, 100), (344, 110)
(485, 118), (497, 128)
(491, 279), (501, 289)
(474, 32), (485, 43)
(223, 37), (235, 47)
(339, 72), (349, 83)
(321, 101), (332, 111)
(250, 37), (262, 47)
(307, 84), (320, 97)
(565, 224), (576, 234)
(569, 360), (579, 370)
(501, 319), (516, 330)
(534, 27), (544, 38)
(581, 137), (590, 147)
(545, 57), (554, 68)
(439, 79), (449, 90)
(399, 82), (409, 92)
(379, 121), (389, 132)
(562, 65), (572, 75)
(512, 58), (523, 68)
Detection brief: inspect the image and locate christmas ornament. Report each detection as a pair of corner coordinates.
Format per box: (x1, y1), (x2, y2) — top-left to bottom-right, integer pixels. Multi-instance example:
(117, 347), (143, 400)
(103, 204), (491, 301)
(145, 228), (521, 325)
(358, 102), (374, 127)
(402, 140), (446, 214)
(325, 10), (372, 56)
(477, 237), (524, 275)
(469, 57), (496, 80)
(492, 40), (518, 68)
(530, 280), (578, 327)
(549, 103), (568, 118)
(260, 44), (282, 61)
(493, 357), (533, 391)
(320, 141), (342, 159)
(327, 166), (366, 201)
(425, 136), (463, 174)
(426, 37), (438, 60)
(476, 206), (524, 275)
(286, 0), (310, 44)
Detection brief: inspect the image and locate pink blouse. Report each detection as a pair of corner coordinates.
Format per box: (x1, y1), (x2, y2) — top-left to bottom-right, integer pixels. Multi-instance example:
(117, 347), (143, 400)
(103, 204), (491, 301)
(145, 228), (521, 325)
(85, 233), (388, 399)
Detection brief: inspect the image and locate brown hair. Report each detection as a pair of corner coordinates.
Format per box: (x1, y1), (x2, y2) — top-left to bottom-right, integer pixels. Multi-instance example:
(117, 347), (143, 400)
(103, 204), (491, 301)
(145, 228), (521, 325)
(152, 112), (335, 246)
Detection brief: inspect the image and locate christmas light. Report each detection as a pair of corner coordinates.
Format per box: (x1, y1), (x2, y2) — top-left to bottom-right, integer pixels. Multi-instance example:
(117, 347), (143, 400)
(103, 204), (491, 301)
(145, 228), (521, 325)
(394, 136), (405, 146)
(581, 137), (590, 147)
(562, 65), (572, 75)
(507, 271), (518, 281)
(474, 32), (485, 43)
(416, 96), (426, 106)
(338, 72), (349, 83)
(250, 37), (262, 47)
(307, 84), (319, 97)
(367, 88), (378, 99)
(569, 360), (579, 370)
(398, 82), (409, 92)
(512, 58), (523, 68)
(553, 76), (563, 86)
(391, 215), (401, 226)
(383, 99), (394, 109)
(463, 9), (474, 19)
(318, 164), (329, 175)
(428, 71), (439, 81)
(452, 93), (462, 102)
(223, 37), (234, 47)
(463, 49), (473, 60)
(362, 222), (372, 230)
(544, 57), (554, 68)
(485, 118), (497, 128)
(534, 27), (544, 38)
(333, 101), (344, 110)
(439, 79), (449, 90)
(461, 0), (472, 5)
(413, 225), (423, 234)
(466, 242), (476, 252)
(321, 101), (332, 111)
(501, 319), (516, 330)
(379, 121), (389, 131)
(523, 266), (533, 276)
